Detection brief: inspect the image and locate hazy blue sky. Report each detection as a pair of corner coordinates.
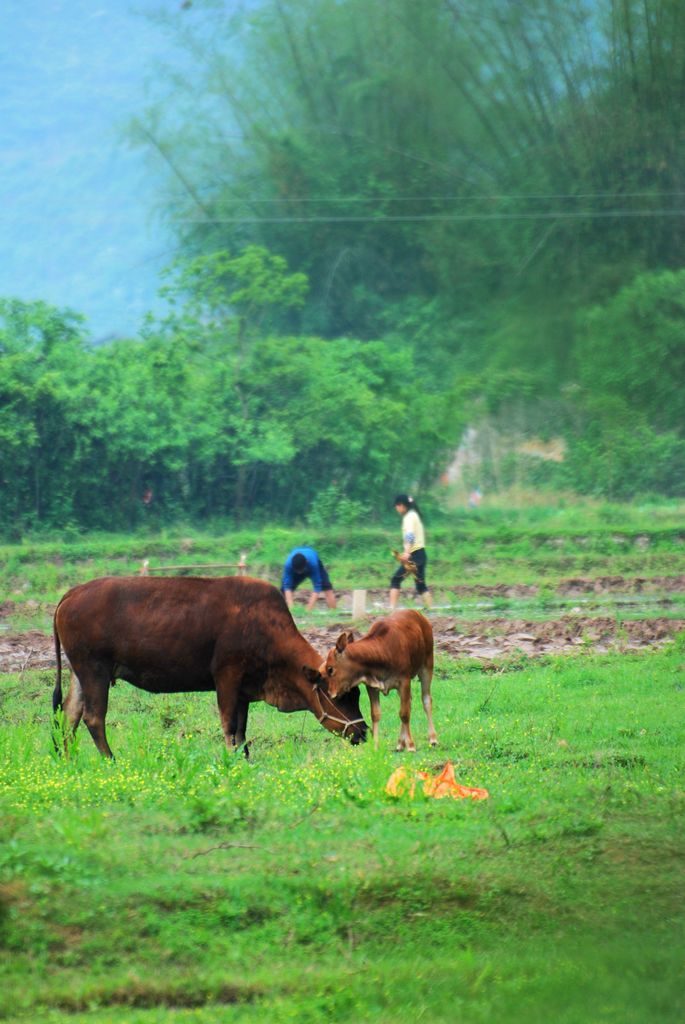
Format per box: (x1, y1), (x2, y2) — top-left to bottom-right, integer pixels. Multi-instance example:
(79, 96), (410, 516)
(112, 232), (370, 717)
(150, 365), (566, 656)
(0, 1), (197, 340)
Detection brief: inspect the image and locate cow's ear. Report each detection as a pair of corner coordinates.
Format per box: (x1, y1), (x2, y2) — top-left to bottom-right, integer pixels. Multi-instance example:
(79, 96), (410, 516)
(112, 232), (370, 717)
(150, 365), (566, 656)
(335, 632), (350, 654)
(302, 665), (322, 685)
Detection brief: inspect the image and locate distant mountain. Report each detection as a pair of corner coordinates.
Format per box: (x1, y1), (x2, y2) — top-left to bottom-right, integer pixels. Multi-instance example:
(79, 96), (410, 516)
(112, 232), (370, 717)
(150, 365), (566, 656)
(0, 0), (199, 341)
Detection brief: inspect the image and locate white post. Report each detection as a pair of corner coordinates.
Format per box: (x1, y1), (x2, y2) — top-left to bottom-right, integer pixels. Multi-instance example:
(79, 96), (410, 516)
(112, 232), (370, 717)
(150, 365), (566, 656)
(351, 589), (367, 618)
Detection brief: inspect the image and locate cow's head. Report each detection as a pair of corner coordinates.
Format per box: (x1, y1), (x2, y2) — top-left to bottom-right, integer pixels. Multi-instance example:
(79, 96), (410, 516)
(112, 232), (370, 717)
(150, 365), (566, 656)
(301, 661), (367, 744)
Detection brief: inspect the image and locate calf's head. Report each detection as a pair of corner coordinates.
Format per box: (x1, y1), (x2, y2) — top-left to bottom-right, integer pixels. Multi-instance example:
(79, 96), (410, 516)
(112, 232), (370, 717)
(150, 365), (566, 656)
(319, 631), (360, 698)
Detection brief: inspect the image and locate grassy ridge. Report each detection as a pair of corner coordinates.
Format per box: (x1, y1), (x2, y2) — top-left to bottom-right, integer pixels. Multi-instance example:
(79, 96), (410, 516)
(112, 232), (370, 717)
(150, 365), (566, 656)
(1, 641), (684, 1023)
(2, 500), (684, 611)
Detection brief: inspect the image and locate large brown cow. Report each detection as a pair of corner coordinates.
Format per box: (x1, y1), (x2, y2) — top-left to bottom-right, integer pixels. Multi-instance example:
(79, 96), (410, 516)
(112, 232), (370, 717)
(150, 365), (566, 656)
(321, 609), (436, 752)
(52, 575), (367, 757)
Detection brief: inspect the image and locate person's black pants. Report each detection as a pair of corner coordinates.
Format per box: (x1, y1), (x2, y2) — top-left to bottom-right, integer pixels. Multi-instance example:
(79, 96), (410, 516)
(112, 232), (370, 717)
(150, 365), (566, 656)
(390, 547), (428, 594)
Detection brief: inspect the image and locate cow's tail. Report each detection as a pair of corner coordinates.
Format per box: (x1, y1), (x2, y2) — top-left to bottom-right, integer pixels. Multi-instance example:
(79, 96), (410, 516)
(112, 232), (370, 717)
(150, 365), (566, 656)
(52, 606), (64, 715)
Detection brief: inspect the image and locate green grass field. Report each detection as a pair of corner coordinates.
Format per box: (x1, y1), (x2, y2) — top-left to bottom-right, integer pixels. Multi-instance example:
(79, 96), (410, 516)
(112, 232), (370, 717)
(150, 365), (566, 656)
(2, 640), (684, 1023)
(1, 499), (684, 613)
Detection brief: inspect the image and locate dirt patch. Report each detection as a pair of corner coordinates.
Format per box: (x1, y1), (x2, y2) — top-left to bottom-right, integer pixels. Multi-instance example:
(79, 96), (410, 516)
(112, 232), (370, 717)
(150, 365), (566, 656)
(430, 616), (684, 660)
(0, 631), (57, 673)
(334, 575), (685, 602)
(555, 574), (685, 596)
(1, 575), (684, 625)
(3, 617), (683, 675)
(305, 616), (684, 662)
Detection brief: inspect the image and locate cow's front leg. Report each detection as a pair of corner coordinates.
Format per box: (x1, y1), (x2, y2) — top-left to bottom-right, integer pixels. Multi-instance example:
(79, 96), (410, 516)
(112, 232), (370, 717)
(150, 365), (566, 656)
(366, 685), (382, 749)
(229, 692), (250, 749)
(215, 669), (245, 752)
(396, 678), (415, 752)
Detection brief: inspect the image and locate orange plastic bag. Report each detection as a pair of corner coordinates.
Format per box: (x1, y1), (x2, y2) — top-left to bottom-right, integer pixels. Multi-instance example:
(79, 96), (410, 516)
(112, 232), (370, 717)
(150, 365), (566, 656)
(386, 760), (489, 801)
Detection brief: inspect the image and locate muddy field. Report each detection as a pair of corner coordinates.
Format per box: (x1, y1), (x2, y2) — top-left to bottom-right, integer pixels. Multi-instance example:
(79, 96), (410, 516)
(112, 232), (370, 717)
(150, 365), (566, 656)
(341, 574), (685, 601)
(307, 615), (685, 662)
(1, 574), (683, 673)
(2, 616), (683, 675)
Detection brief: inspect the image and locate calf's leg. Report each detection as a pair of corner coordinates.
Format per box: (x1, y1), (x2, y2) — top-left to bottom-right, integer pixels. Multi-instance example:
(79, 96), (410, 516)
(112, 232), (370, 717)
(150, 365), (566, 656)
(366, 685), (382, 749)
(419, 663), (438, 747)
(396, 677), (416, 752)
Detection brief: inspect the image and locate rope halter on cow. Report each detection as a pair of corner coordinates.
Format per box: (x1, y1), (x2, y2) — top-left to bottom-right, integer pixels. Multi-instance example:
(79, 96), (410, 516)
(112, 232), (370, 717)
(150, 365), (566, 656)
(312, 683), (366, 738)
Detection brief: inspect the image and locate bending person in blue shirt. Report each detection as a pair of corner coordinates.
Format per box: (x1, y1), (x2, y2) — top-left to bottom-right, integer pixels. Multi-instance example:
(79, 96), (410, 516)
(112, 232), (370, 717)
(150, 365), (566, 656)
(281, 546), (337, 611)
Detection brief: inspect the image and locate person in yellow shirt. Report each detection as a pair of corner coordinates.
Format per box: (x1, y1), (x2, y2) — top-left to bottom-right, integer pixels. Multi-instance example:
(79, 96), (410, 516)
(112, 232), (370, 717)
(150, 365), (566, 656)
(389, 494), (432, 609)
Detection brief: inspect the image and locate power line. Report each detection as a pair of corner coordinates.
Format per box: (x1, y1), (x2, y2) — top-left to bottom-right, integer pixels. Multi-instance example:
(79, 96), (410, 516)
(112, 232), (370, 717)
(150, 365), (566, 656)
(165, 190), (685, 203)
(4, 194), (684, 223)
(2, 203), (683, 227)
(176, 208), (685, 224)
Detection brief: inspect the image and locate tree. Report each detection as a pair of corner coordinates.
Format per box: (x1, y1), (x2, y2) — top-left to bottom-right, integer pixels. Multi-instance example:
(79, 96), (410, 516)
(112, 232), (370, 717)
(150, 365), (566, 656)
(557, 268), (685, 498)
(575, 269), (685, 433)
(132, 0), (685, 384)
(0, 300), (89, 530)
(154, 246), (308, 519)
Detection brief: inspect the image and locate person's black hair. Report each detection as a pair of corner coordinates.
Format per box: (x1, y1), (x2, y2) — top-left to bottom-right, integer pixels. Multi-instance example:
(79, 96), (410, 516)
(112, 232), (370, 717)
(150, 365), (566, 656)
(393, 494), (422, 517)
(292, 552), (308, 574)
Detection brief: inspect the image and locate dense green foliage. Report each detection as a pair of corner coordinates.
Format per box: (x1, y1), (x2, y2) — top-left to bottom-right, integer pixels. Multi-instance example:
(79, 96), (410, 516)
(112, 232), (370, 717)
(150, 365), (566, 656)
(2, 1), (685, 533)
(132, 0), (685, 498)
(139, 1), (685, 338)
(565, 270), (685, 497)
(0, 279), (461, 532)
(2, 642), (684, 1022)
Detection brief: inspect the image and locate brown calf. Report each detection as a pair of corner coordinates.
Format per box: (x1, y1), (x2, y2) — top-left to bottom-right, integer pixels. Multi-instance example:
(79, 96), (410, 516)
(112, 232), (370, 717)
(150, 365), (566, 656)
(321, 609), (436, 752)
